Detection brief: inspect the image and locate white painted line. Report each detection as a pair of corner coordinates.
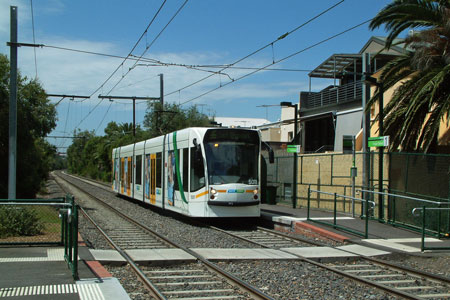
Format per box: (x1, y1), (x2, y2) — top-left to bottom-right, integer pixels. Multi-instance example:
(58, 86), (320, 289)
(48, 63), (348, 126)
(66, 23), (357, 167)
(47, 248), (66, 261)
(0, 284), (78, 298)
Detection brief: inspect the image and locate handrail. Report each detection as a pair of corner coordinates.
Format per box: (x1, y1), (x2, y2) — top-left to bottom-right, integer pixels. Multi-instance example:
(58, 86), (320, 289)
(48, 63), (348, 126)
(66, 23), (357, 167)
(301, 80), (362, 109)
(311, 189), (376, 207)
(1, 195), (79, 279)
(360, 189), (450, 205)
(411, 206), (450, 252)
(307, 186), (373, 238)
(412, 207), (450, 216)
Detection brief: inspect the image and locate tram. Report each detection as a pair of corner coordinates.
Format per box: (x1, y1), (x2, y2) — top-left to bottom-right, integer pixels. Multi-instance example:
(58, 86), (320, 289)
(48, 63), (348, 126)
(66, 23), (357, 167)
(112, 127), (268, 217)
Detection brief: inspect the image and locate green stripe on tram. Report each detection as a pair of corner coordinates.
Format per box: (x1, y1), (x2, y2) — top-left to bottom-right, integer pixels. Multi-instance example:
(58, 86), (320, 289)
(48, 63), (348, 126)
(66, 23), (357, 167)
(173, 132), (188, 204)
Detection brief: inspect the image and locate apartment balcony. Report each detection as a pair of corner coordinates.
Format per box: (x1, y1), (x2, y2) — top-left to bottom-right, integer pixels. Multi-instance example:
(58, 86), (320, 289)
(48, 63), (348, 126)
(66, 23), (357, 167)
(300, 80), (363, 111)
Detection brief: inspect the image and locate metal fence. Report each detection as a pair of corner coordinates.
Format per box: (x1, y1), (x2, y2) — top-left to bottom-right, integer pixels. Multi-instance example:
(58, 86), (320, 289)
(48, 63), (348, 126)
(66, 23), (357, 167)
(0, 195), (79, 279)
(300, 81), (362, 110)
(307, 187), (375, 238)
(263, 150), (450, 237)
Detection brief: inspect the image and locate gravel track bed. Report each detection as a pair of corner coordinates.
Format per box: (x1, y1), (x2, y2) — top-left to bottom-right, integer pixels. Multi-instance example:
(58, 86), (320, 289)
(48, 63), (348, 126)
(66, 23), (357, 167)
(380, 253), (450, 279)
(105, 264), (155, 300)
(59, 172), (261, 249)
(216, 260), (400, 300)
(54, 173), (450, 299)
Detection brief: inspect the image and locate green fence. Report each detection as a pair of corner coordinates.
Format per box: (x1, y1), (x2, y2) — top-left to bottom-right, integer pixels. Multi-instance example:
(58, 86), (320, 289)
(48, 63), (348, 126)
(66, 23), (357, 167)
(0, 195), (79, 279)
(307, 187), (375, 238)
(263, 150), (450, 238)
(413, 207), (450, 251)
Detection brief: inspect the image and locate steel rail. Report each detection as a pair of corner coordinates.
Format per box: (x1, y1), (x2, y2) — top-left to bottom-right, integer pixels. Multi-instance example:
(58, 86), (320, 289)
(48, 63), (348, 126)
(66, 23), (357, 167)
(210, 225), (445, 300)
(56, 171), (274, 300)
(79, 206), (167, 300)
(301, 258), (423, 300)
(66, 171), (449, 299)
(54, 172), (167, 299)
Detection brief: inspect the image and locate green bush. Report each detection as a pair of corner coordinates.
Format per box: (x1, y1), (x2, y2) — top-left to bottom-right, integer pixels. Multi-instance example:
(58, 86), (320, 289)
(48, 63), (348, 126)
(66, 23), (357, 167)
(0, 206), (44, 238)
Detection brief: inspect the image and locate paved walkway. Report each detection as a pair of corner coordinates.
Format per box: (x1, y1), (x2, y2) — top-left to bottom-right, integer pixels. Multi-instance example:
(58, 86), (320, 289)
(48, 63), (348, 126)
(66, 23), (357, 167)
(260, 203), (450, 254)
(0, 246), (129, 300)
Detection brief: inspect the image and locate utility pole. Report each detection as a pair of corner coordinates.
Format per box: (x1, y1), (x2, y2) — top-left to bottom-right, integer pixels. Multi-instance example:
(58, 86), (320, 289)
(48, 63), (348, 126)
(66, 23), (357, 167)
(159, 74), (164, 106)
(8, 6), (18, 200)
(362, 53), (371, 232)
(98, 75), (164, 136)
(98, 95), (160, 137)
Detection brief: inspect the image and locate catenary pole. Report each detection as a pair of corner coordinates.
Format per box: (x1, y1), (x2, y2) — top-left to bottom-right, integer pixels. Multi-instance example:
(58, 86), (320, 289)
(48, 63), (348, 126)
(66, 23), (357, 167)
(97, 95), (160, 137)
(159, 74), (164, 106)
(8, 6), (18, 200)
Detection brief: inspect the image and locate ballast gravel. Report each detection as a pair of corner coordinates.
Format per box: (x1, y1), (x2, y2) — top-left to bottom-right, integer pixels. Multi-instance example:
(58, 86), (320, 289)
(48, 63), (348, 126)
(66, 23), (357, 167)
(54, 173), (450, 299)
(216, 260), (399, 300)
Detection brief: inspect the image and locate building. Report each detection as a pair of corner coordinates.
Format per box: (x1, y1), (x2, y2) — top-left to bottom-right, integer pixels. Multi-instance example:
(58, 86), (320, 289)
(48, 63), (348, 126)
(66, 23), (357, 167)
(297, 36), (407, 153)
(213, 117), (270, 128)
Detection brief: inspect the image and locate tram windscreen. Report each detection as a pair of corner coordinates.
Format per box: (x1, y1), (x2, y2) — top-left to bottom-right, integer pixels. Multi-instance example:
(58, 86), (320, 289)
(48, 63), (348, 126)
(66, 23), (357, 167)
(204, 129), (259, 185)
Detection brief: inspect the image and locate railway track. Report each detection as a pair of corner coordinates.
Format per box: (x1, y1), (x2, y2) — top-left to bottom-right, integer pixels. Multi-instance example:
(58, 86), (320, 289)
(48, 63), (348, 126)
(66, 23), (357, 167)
(54, 171), (274, 300)
(58, 172), (450, 299)
(213, 224), (450, 299)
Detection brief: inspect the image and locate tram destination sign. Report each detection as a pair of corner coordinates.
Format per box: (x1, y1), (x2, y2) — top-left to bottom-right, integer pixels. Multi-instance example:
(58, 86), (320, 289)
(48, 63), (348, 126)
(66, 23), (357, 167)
(368, 136), (389, 148)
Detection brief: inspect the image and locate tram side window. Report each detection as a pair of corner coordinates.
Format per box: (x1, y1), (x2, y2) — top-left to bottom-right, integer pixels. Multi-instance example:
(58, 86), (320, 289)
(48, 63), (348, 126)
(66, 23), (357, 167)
(183, 148), (188, 192)
(135, 155), (142, 185)
(190, 146), (205, 192)
(156, 152), (162, 188)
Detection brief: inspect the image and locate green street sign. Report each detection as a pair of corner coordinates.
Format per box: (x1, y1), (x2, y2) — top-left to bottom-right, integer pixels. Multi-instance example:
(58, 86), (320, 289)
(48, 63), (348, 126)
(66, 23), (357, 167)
(368, 136), (389, 148)
(287, 145), (301, 153)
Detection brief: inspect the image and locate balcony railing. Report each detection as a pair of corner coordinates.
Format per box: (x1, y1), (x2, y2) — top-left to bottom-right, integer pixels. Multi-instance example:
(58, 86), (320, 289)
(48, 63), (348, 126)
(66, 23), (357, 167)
(301, 80), (362, 110)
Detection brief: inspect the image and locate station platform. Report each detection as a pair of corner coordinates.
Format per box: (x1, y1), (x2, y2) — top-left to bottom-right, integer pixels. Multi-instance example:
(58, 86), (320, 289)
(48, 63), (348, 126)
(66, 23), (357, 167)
(260, 203), (450, 254)
(0, 245), (130, 299)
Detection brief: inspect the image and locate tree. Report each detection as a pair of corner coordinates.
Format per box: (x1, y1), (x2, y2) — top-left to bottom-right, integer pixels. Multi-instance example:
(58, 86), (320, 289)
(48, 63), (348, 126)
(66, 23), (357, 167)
(0, 54), (57, 198)
(66, 103), (211, 182)
(369, 0), (450, 152)
(143, 102), (211, 138)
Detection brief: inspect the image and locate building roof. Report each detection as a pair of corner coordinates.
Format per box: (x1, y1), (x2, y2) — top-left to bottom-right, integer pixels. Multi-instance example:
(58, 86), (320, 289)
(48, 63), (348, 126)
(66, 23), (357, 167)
(308, 36), (407, 79)
(213, 117), (271, 128)
(308, 53), (362, 79)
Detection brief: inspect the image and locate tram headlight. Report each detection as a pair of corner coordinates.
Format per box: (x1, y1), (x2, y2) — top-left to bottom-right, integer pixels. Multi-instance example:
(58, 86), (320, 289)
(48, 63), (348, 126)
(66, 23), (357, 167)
(210, 187), (217, 200)
(253, 188), (259, 200)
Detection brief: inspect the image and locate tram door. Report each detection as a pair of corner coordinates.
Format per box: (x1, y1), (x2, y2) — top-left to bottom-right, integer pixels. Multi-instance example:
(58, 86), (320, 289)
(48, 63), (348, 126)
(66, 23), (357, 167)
(121, 157), (125, 194)
(150, 154), (156, 204)
(127, 157), (132, 196)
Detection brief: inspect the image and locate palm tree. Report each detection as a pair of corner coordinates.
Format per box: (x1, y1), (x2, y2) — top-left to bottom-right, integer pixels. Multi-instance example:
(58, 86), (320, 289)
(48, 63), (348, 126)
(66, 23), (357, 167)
(369, 0), (450, 152)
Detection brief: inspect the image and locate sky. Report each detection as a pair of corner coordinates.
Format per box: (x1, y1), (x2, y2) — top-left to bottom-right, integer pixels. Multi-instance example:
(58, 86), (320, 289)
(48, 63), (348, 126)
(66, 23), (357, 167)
(0, 0), (393, 153)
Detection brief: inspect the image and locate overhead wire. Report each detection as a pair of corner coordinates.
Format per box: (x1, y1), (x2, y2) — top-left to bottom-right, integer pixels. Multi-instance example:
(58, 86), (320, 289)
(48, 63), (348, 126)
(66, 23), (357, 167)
(59, 99), (71, 149)
(71, 0), (168, 132)
(165, 0), (345, 98)
(89, 0), (168, 98)
(105, 0), (189, 95)
(180, 18), (372, 106)
(93, 0), (189, 134)
(95, 101), (114, 134)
